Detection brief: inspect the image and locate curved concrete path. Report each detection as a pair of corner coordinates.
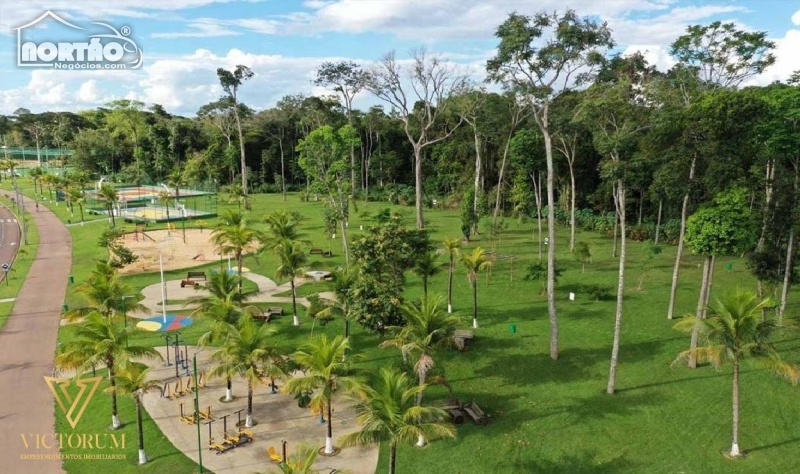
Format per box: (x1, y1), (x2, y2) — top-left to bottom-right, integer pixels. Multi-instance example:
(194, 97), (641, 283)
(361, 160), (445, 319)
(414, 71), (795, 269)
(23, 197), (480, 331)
(135, 272), (336, 316)
(0, 194), (71, 473)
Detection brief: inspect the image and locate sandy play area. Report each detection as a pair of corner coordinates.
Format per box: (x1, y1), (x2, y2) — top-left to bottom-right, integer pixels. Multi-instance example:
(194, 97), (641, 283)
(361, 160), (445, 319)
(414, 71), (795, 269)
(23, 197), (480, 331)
(118, 228), (256, 275)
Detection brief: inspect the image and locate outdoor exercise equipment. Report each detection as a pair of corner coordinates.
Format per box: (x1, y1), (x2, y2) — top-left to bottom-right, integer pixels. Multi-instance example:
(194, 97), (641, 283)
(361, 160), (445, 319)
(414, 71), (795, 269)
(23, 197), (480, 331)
(179, 402), (197, 425)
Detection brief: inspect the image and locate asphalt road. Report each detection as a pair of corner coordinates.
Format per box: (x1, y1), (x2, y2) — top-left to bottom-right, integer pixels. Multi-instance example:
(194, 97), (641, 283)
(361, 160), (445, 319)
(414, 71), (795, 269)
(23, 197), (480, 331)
(0, 196), (71, 474)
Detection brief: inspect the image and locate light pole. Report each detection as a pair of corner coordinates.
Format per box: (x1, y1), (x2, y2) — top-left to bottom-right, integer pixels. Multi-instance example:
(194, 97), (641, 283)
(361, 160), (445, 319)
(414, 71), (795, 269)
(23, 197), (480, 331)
(193, 349), (205, 473)
(121, 295), (136, 348)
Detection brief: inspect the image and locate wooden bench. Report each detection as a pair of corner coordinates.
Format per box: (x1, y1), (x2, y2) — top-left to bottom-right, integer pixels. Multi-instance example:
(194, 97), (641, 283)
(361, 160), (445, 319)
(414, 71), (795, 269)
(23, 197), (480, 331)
(266, 307), (283, 317)
(463, 400), (490, 425)
(310, 248), (324, 255)
(251, 308), (272, 323)
(453, 330), (474, 351)
(181, 271), (207, 288)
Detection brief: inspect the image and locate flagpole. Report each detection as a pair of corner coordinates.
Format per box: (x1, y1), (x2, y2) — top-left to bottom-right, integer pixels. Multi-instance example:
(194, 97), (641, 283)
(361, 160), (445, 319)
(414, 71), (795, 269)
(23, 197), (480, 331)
(160, 253), (167, 323)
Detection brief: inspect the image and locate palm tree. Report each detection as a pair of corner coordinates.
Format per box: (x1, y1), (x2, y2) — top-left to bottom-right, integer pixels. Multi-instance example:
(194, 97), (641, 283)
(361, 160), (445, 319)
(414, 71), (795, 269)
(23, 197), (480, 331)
(67, 260), (144, 321)
(158, 191), (175, 234)
(275, 239), (308, 326)
(382, 295), (458, 446)
(55, 312), (161, 429)
(413, 251), (442, 300)
(109, 362), (162, 464)
(228, 183), (246, 211)
(283, 335), (358, 455)
(461, 247), (492, 329)
(340, 367), (456, 474)
(98, 183), (119, 227)
(188, 272), (256, 402)
(259, 210), (309, 253)
(211, 209), (257, 293)
(443, 238), (462, 313)
(673, 289), (800, 458)
(209, 315), (276, 427)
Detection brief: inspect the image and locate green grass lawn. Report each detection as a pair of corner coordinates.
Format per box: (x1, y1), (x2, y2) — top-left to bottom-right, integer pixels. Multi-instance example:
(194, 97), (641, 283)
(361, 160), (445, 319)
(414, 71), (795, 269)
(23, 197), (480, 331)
(8, 178), (800, 473)
(0, 193), (40, 330)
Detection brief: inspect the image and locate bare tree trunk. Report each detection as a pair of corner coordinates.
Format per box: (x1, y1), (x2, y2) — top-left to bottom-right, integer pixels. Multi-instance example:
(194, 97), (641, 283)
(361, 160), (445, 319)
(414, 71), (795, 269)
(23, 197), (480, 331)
(532, 172), (543, 261)
(278, 137), (286, 201)
(607, 181), (626, 395)
(668, 157), (696, 319)
(705, 255), (715, 314)
(544, 132), (558, 360)
(730, 361), (741, 457)
(569, 159), (576, 253)
(780, 227), (795, 325)
(654, 199), (662, 245)
(637, 189), (644, 225)
(493, 128), (513, 227)
(473, 128), (482, 235)
(339, 219), (350, 267)
(688, 255), (711, 369)
(414, 147), (424, 229)
(612, 216), (618, 259)
(233, 103), (248, 207)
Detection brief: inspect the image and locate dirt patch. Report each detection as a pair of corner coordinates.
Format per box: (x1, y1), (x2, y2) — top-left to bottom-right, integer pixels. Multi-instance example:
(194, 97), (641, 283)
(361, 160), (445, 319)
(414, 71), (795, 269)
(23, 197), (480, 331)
(118, 228), (256, 275)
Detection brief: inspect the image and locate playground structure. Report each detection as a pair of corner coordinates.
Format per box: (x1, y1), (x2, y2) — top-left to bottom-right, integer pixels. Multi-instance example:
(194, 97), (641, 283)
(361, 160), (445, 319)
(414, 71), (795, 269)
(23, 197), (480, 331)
(118, 228), (243, 275)
(85, 184), (217, 223)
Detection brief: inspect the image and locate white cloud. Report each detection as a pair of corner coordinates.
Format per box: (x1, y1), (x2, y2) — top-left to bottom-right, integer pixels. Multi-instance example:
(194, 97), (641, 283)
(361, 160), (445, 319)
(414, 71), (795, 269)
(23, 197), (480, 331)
(792, 10), (800, 26)
(750, 28), (800, 85)
(152, 20), (242, 38)
(77, 79), (100, 102)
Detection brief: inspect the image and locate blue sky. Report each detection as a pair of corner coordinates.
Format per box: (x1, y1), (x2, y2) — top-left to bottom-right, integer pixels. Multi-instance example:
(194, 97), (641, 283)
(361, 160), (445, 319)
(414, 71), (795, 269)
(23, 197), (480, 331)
(1, 0), (798, 116)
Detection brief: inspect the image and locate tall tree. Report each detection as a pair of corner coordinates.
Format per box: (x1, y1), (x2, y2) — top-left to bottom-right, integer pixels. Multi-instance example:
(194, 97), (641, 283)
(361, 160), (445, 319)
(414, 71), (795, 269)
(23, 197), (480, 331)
(209, 315), (276, 427)
(211, 210), (257, 294)
(577, 53), (654, 395)
(217, 65), (254, 207)
(684, 188), (757, 368)
(461, 247), (493, 329)
(367, 49), (468, 229)
(283, 335), (357, 455)
(55, 312), (160, 429)
(109, 362), (162, 464)
(297, 124), (359, 265)
(487, 10), (613, 359)
(665, 21), (776, 320)
(442, 237), (462, 314)
(673, 290), (799, 458)
(315, 61), (369, 193)
(274, 239), (308, 326)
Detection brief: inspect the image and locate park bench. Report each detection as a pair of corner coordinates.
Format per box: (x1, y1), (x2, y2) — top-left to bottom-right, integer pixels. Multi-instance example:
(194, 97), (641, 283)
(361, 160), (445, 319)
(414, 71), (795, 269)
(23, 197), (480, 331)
(441, 397), (466, 425)
(310, 248), (324, 255)
(181, 271), (207, 288)
(463, 400), (490, 425)
(453, 330), (474, 351)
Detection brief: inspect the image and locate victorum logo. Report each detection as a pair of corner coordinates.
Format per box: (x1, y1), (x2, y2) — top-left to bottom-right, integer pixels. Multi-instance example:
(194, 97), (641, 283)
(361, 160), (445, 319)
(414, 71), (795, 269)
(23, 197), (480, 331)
(44, 376), (103, 429)
(15, 11), (144, 70)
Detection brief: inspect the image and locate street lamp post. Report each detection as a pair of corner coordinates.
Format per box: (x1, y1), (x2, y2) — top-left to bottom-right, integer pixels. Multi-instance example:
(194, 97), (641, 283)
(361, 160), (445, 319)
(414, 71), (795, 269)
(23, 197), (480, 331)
(193, 350), (204, 473)
(121, 295), (135, 348)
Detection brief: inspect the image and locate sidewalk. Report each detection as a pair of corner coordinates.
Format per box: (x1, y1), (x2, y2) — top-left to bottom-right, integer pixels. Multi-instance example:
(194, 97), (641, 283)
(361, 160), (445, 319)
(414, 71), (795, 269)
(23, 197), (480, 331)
(0, 193), (71, 473)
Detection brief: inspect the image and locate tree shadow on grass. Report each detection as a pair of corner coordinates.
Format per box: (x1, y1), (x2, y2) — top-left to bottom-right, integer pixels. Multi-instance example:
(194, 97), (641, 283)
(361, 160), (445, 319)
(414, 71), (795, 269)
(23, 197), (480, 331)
(511, 451), (637, 473)
(537, 389), (665, 424)
(472, 339), (668, 386)
(746, 437), (800, 453)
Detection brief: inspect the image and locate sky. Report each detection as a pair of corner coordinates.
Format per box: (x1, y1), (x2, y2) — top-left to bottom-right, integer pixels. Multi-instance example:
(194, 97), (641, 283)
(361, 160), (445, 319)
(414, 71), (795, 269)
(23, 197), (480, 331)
(0, 0), (798, 117)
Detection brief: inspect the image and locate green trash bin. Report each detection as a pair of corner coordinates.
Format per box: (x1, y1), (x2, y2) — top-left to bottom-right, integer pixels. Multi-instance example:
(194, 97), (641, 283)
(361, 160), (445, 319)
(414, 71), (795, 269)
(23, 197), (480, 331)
(509, 323), (517, 334)
(62, 304), (68, 313)
(68, 275), (74, 284)
(725, 263), (733, 271)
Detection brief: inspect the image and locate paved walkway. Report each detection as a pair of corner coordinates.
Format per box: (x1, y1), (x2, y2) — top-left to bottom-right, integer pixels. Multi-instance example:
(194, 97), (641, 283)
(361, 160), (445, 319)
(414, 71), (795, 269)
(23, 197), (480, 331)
(135, 272), (337, 316)
(0, 194), (71, 474)
(142, 346), (378, 474)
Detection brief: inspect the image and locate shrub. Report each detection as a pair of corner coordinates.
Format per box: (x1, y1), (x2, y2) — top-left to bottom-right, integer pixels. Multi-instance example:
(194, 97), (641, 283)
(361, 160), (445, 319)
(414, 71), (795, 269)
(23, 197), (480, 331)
(585, 284), (614, 301)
